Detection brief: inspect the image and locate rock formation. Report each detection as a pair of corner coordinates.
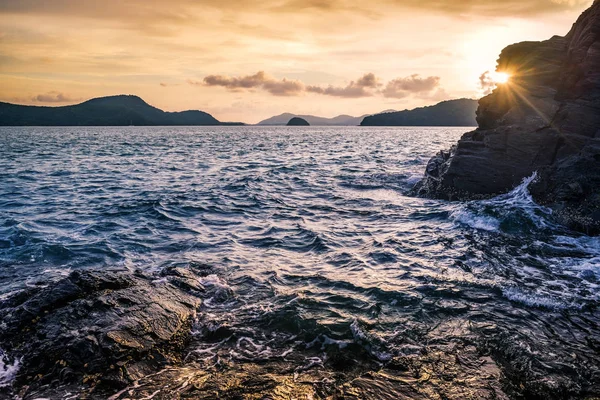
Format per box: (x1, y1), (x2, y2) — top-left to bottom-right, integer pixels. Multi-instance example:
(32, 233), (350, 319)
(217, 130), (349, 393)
(413, 0), (600, 234)
(286, 117), (310, 126)
(0, 267), (206, 398)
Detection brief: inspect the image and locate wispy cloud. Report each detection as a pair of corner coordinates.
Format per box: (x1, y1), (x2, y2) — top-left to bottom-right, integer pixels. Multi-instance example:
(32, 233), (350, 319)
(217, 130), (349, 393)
(0, 0), (591, 22)
(306, 73), (379, 98)
(479, 71), (495, 95)
(194, 71), (305, 96)
(31, 91), (80, 103)
(382, 74), (441, 99)
(195, 71), (445, 100)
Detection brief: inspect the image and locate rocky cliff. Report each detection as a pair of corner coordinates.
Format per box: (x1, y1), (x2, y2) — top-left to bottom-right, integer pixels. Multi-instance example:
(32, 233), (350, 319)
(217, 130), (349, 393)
(413, 0), (600, 234)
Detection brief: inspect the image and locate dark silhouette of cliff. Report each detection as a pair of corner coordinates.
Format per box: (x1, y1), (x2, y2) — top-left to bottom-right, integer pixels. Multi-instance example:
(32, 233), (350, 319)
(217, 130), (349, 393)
(414, 0), (600, 234)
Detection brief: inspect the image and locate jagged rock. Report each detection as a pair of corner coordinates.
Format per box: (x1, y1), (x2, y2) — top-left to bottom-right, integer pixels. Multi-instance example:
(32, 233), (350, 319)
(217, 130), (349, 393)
(0, 268), (202, 397)
(413, 0), (600, 234)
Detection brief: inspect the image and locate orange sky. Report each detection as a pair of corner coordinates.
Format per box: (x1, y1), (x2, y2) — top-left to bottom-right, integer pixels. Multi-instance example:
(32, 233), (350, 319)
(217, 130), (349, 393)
(0, 0), (593, 123)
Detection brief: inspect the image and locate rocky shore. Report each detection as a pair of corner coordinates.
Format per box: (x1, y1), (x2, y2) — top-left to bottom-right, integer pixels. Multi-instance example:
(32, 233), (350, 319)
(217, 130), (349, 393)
(413, 0), (600, 234)
(1, 264), (599, 399)
(0, 267), (206, 399)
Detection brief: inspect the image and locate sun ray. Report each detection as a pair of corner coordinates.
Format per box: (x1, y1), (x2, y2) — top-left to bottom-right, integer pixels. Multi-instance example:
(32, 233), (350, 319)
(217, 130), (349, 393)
(493, 72), (511, 84)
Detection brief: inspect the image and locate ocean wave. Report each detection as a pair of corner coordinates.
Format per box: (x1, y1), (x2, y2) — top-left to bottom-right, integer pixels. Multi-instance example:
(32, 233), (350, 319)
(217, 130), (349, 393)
(350, 319), (393, 361)
(501, 286), (578, 310)
(451, 173), (556, 234)
(2, 127), (600, 398)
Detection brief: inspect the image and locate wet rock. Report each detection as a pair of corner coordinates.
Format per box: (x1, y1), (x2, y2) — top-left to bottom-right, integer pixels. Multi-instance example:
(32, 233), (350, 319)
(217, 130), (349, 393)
(413, 1), (600, 234)
(0, 268), (202, 398)
(85, 346), (509, 400)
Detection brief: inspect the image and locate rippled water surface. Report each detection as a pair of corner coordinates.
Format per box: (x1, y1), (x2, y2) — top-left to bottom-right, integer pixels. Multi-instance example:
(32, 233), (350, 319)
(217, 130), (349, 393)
(1, 126), (599, 398)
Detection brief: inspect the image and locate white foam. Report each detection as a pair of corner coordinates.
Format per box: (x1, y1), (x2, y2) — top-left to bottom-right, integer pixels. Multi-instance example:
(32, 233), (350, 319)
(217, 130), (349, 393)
(0, 289), (23, 302)
(406, 174), (423, 186)
(296, 357), (323, 371)
(0, 349), (20, 389)
(502, 287), (576, 310)
(306, 335), (351, 351)
(450, 172), (557, 233)
(350, 319), (369, 342)
(42, 267), (72, 276)
(198, 274), (234, 307)
(199, 274), (230, 289)
(350, 319), (393, 362)
(450, 209), (500, 232)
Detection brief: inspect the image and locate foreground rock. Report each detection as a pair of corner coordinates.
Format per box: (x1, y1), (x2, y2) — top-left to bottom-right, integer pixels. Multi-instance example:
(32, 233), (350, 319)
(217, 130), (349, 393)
(0, 268), (204, 398)
(413, 1), (600, 234)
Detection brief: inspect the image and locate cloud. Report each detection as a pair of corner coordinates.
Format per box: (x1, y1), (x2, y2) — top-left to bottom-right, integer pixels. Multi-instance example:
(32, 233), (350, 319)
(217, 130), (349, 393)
(306, 73), (379, 98)
(0, 0), (591, 22)
(195, 70), (447, 100)
(356, 72), (378, 88)
(198, 71), (305, 96)
(262, 79), (305, 96)
(382, 74), (441, 99)
(198, 71), (379, 98)
(31, 91), (79, 103)
(479, 71), (495, 95)
(203, 71), (269, 90)
(159, 82), (182, 87)
(305, 84), (371, 98)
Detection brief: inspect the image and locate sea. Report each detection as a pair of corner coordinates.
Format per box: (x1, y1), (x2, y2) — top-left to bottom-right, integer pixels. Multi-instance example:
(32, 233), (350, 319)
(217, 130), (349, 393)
(0, 126), (599, 398)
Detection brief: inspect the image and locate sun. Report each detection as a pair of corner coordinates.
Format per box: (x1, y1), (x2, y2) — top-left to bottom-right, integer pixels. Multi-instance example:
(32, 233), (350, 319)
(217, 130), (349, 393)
(493, 72), (511, 84)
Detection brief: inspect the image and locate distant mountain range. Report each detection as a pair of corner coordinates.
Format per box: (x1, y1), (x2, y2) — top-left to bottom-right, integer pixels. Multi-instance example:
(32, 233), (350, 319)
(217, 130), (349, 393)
(0, 95), (478, 127)
(257, 113), (370, 126)
(0, 95), (243, 126)
(258, 99), (478, 127)
(361, 99), (478, 126)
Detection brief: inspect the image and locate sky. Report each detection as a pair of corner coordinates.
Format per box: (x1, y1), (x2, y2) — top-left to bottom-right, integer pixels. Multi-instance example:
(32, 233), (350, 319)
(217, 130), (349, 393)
(0, 0), (593, 123)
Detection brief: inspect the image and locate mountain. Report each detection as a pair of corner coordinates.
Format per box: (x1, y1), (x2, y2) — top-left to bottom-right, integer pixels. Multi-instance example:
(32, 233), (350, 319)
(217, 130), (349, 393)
(0, 95), (243, 126)
(287, 117), (310, 126)
(360, 99), (478, 126)
(413, 1), (600, 234)
(257, 113), (366, 126)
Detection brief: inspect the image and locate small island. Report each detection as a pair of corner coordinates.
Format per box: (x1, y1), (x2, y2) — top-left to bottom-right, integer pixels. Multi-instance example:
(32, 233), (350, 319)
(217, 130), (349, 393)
(286, 117), (310, 126)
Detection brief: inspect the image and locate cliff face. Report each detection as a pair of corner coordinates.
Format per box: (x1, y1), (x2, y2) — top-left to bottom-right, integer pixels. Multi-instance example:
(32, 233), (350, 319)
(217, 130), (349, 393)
(413, 0), (600, 234)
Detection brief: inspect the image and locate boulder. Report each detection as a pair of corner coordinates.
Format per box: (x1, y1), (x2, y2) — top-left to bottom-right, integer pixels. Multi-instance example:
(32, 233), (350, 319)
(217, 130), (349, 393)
(0, 268), (203, 397)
